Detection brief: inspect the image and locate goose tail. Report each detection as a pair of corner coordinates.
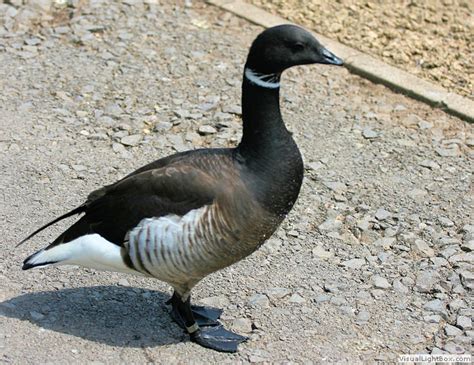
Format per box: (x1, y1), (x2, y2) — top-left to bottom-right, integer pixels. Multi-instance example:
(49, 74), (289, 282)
(16, 205), (85, 248)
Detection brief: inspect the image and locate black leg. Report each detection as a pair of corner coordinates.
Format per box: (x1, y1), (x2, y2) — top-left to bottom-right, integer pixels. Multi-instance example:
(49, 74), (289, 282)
(167, 292), (222, 327)
(166, 291), (248, 353)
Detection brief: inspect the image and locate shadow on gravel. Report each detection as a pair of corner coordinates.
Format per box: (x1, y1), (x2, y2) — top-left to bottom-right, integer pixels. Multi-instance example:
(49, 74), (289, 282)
(0, 285), (184, 348)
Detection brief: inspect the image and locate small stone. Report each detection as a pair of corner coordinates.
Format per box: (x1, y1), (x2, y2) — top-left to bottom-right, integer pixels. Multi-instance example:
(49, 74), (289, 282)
(121, 134), (142, 146)
(412, 239), (435, 257)
(407, 188), (428, 200)
(248, 349), (270, 363)
(314, 294), (331, 303)
(231, 318), (252, 333)
(312, 246), (333, 259)
(456, 315), (471, 330)
(248, 294), (269, 308)
(445, 324), (463, 336)
(362, 127), (378, 139)
(288, 293), (306, 304)
(341, 258), (365, 269)
(112, 142), (127, 154)
(373, 237), (395, 249)
(393, 279), (409, 294)
(423, 299), (445, 313)
(415, 270), (440, 293)
(443, 342), (465, 354)
(323, 282), (340, 293)
(318, 219), (342, 232)
(436, 146), (460, 157)
(424, 314), (442, 323)
(97, 116), (114, 126)
(439, 217), (454, 227)
(418, 120), (433, 129)
(265, 287), (291, 299)
(199, 295), (230, 308)
(198, 125), (217, 135)
(104, 103), (123, 117)
(356, 310), (370, 322)
(402, 113), (421, 127)
(448, 299), (466, 312)
(461, 240), (474, 252)
(71, 164), (87, 172)
(372, 275), (391, 289)
(449, 253), (474, 266)
(419, 159), (440, 169)
(118, 279), (129, 286)
(154, 121), (173, 132)
(375, 208), (391, 221)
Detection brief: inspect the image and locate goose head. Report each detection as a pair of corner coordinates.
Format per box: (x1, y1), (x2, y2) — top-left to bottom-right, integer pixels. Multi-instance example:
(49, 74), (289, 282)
(245, 24), (343, 76)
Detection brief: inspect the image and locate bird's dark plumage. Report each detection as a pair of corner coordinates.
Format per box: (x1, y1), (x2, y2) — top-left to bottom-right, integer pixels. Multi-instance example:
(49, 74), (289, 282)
(20, 24), (343, 352)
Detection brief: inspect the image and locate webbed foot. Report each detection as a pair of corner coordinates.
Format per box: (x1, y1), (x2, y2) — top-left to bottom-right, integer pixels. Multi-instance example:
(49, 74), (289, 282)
(191, 324), (248, 353)
(166, 291), (247, 352)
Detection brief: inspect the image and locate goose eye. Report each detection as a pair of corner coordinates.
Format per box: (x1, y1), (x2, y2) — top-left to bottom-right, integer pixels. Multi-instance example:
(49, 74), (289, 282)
(291, 42), (305, 52)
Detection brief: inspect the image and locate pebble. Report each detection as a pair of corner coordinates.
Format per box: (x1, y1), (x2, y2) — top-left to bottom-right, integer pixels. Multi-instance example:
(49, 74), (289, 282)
(448, 298), (466, 312)
(374, 208), (391, 221)
(323, 282), (340, 293)
(265, 287), (291, 299)
(318, 218), (342, 232)
(288, 293), (306, 304)
(372, 275), (391, 289)
(199, 295), (230, 308)
(104, 103), (123, 117)
(118, 279), (129, 286)
(392, 279), (409, 294)
(120, 134), (142, 146)
(424, 314), (442, 323)
(419, 159), (440, 169)
(198, 125), (217, 135)
(248, 294), (269, 308)
(231, 318), (252, 333)
(438, 217), (454, 227)
(314, 294), (331, 303)
(461, 240), (474, 252)
(443, 342), (465, 354)
(414, 270), (440, 293)
(418, 120), (433, 129)
(412, 239), (435, 257)
(423, 299), (445, 313)
(154, 121), (173, 132)
(362, 127), (378, 139)
(341, 258), (365, 269)
(356, 310), (370, 323)
(456, 315), (471, 330)
(445, 324), (462, 337)
(435, 146), (460, 157)
(312, 246), (333, 260)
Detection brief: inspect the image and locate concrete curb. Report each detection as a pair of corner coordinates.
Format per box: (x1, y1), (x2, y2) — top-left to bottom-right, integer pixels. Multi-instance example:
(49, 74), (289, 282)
(207, 0), (473, 123)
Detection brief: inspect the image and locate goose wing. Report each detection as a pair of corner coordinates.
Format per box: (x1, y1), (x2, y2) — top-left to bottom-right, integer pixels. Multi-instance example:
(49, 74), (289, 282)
(46, 164), (219, 249)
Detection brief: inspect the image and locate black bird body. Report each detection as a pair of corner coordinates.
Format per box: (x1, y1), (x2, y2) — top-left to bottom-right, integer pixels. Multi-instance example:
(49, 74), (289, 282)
(21, 24), (343, 352)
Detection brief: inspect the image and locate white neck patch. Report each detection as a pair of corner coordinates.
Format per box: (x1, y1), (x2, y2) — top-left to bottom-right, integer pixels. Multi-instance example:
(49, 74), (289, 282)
(244, 68), (281, 89)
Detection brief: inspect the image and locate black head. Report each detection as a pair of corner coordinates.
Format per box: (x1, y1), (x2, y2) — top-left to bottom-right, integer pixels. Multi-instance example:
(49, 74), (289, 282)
(245, 24), (343, 74)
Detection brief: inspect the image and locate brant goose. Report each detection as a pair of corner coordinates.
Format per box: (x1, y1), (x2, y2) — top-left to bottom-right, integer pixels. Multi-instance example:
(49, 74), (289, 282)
(20, 24), (343, 352)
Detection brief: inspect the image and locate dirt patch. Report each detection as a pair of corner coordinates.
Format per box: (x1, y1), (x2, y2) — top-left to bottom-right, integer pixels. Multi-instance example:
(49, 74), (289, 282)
(249, 0), (474, 99)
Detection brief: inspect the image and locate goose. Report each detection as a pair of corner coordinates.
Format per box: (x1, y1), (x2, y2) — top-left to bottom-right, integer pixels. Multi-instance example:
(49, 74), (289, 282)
(20, 24), (343, 353)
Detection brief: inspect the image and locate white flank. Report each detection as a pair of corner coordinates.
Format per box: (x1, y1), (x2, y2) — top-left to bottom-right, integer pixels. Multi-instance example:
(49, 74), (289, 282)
(127, 207), (211, 281)
(26, 234), (138, 275)
(244, 68), (281, 89)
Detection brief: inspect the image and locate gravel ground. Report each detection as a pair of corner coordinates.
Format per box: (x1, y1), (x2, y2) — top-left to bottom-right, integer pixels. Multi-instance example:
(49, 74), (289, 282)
(249, 0), (474, 99)
(1, 1), (473, 364)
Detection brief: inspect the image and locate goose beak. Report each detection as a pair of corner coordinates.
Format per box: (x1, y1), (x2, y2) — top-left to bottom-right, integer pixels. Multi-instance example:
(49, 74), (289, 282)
(320, 47), (344, 66)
